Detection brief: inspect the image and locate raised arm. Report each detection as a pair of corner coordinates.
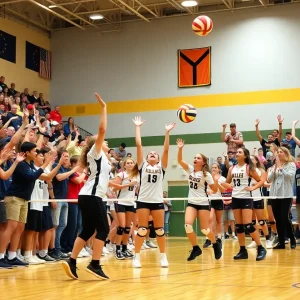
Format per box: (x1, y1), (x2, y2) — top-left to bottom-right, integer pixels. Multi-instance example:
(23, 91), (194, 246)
(277, 115), (283, 142)
(226, 166), (233, 184)
(176, 138), (189, 171)
(221, 124), (227, 142)
(132, 116), (145, 167)
(161, 122), (176, 169)
(94, 93), (107, 154)
(292, 120), (300, 146)
(254, 119), (263, 143)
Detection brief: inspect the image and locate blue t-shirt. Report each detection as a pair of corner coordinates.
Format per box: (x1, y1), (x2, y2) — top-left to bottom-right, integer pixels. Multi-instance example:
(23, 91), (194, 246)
(52, 164), (72, 199)
(0, 160), (13, 200)
(282, 139), (297, 157)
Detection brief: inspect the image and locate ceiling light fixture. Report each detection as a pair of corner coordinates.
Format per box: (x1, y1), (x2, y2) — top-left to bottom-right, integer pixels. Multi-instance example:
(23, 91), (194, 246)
(48, 5), (57, 8)
(89, 14), (104, 20)
(181, 0), (198, 7)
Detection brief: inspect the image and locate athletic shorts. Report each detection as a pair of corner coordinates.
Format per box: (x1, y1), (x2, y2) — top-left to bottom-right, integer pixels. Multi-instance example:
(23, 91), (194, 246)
(210, 200), (223, 211)
(232, 197), (253, 210)
(26, 207), (42, 232)
(253, 199), (264, 210)
(136, 202), (164, 211)
(222, 209), (235, 221)
(187, 203), (210, 211)
(41, 205), (53, 231)
(4, 196), (28, 223)
(267, 199), (272, 206)
(0, 201), (7, 223)
(115, 203), (135, 213)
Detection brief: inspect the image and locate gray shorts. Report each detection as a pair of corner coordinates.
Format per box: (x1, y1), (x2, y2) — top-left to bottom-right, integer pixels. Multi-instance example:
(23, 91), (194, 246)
(223, 209), (235, 221)
(0, 201), (7, 223)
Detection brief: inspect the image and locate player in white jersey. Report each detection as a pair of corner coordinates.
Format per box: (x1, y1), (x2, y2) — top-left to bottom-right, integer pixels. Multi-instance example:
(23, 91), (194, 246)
(246, 155), (272, 249)
(132, 116), (175, 268)
(112, 157), (139, 260)
(227, 147), (267, 261)
(176, 139), (222, 261)
(205, 163), (231, 248)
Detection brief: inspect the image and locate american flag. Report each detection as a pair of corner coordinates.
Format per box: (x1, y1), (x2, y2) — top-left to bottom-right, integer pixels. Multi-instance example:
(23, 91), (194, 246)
(39, 48), (51, 79)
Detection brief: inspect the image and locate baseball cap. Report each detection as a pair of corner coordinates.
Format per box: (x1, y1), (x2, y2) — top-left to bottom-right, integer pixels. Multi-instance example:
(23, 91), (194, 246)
(27, 104), (34, 110)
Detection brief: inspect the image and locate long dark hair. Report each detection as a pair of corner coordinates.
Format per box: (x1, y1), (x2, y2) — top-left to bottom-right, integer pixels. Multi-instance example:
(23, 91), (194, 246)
(239, 147), (254, 171)
(67, 117), (75, 130)
(79, 136), (95, 168)
(200, 153), (210, 177)
(251, 155), (264, 171)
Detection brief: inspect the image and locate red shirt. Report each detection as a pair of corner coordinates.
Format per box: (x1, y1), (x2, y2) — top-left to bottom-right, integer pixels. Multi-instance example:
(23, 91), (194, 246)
(67, 173), (84, 202)
(49, 110), (62, 123)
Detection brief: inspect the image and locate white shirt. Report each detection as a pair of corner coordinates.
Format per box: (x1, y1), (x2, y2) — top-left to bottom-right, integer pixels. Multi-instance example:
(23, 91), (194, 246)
(137, 160), (164, 203)
(210, 175), (226, 199)
(187, 165), (214, 205)
(231, 164), (251, 198)
(30, 166), (44, 211)
(251, 168), (263, 201)
(79, 145), (111, 198)
(117, 171), (138, 206)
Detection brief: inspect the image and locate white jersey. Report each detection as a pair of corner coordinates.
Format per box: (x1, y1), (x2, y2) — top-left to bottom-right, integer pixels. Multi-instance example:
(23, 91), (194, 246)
(79, 145), (111, 198)
(187, 165), (214, 205)
(251, 168), (263, 201)
(137, 160), (164, 203)
(30, 166), (44, 211)
(117, 171), (138, 206)
(210, 175), (226, 199)
(231, 164), (251, 198)
(103, 171), (115, 203)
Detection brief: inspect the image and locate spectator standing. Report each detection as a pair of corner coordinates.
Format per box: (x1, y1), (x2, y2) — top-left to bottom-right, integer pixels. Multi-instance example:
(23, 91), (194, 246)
(113, 142), (127, 162)
(281, 132), (297, 157)
(221, 123), (244, 155)
(221, 151), (237, 178)
(49, 106), (62, 124)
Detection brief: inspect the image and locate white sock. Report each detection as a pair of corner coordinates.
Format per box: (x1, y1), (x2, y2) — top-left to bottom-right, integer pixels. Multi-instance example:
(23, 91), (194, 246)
(8, 251), (16, 260)
(217, 234), (222, 239)
(24, 251), (31, 258)
(135, 253), (140, 258)
(0, 253), (4, 259)
(232, 232), (236, 236)
(16, 249), (21, 256)
(39, 250), (47, 257)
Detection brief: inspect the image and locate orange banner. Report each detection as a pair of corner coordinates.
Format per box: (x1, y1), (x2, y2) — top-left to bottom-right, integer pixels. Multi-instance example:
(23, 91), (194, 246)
(178, 47), (211, 88)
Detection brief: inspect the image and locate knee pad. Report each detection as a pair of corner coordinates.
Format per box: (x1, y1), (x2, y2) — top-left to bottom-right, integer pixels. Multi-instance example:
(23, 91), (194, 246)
(137, 227), (148, 237)
(258, 220), (265, 226)
(235, 224), (244, 234)
(244, 223), (256, 234)
(251, 220), (256, 226)
(95, 231), (108, 242)
(79, 229), (95, 242)
(185, 224), (193, 234)
(117, 226), (125, 236)
(269, 221), (276, 225)
(124, 227), (131, 234)
(148, 220), (154, 228)
(155, 227), (165, 237)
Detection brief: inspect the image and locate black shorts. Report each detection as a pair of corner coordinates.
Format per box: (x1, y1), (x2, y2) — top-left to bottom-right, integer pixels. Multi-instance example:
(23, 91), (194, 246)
(136, 202), (164, 211)
(115, 203), (135, 213)
(210, 200), (223, 211)
(232, 197), (253, 210)
(267, 199), (272, 206)
(26, 209), (42, 232)
(187, 203), (210, 211)
(0, 201), (7, 224)
(41, 205), (53, 231)
(253, 199), (264, 210)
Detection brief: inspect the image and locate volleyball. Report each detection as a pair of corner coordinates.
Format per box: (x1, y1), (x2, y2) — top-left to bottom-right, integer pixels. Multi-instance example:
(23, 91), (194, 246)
(177, 104), (197, 123)
(192, 15), (213, 36)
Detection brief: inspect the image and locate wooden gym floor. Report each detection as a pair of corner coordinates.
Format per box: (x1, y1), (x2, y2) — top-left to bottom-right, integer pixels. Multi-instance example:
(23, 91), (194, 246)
(0, 238), (299, 300)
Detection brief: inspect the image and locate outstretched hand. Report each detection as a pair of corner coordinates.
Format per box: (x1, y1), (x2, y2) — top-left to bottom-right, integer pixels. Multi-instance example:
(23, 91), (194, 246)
(254, 119), (260, 126)
(165, 122), (176, 132)
(16, 153), (26, 163)
(132, 116), (145, 127)
(95, 93), (106, 107)
(277, 115), (284, 123)
(293, 120), (299, 126)
(176, 138), (185, 149)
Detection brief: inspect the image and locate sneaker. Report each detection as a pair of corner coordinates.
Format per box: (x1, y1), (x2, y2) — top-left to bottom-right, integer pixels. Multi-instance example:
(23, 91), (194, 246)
(247, 241), (257, 248)
(146, 240), (157, 248)
(62, 259), (78, 280)
(106, 243), (114, 252)
(141, 244), (146, 250)
(266, 239), (273, 249)
(285, 238), (289, 244)
(0, 258), (13, 269)
(102, 246), (109, 255)
(85, 246), (93, 255)
(143, 241), (150, 249)
(123, 250), (134, 259)
(37, 254), (56, 263)
(160, 253), (169, 268)
(132, 254), (141, 268)
(5, 256), (29, 267)
(216, 238), (222, 247)
(203, 239), (211, 248)
(24, 256), (40, 265)
(48, 251), (62, 261)
(16, 253), (26, 263)
(232, 235), (238, 240)
(115, 250), (125, 260)
(187, 246), (202, 261)
(233, 250), (248, 260)
(272, 235), (279, 246)
(213, 242), (222, 260)
(296, 238), (300, 245)
(33, 255), (46, 264)
(86, 263), (109, 280)
(128, 244), (135, 251)
(79, 248), (90, 257)
(256, 246), (267, 261)
(57, 251), (70, 259)
(224, 233), (230, 239)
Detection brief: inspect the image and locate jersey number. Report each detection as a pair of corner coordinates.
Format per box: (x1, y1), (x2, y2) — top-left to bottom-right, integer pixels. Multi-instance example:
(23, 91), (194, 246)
(128, 186), (134, 191)
(190, 182), (198, 189)
(233, 179), (241, 187)
(147, 174), (157, 183)
(38, 181), (44, 190)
